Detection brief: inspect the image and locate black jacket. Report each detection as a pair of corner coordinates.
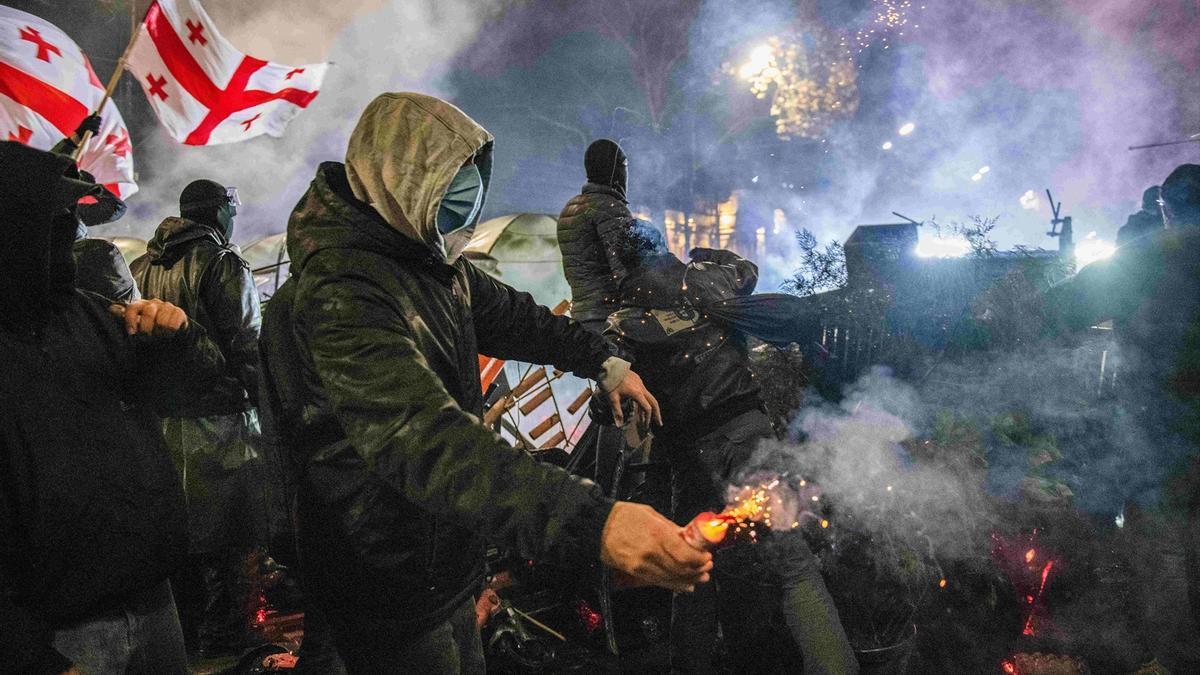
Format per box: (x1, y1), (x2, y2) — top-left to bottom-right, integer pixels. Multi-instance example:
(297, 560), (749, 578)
(270, 162), (616, 631)
(131, 217), (262, 415)
(557, 183), (640, 324)
(604, 250), (764, 444)
(72, 237), (140, 303)
(0, 143), (229, 672)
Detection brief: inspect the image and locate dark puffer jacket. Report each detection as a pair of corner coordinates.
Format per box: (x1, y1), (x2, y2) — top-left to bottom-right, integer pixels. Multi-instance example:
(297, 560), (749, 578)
(557, 183), (640, 325)
(276, 161), (617, 633)
(72, 236), (140, 303)
(130, 218), (261, 415)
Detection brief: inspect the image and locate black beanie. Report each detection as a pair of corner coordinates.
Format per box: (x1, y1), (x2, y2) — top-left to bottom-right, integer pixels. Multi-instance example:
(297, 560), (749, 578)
(180, 178), (228, 213)
(584, 139), (627, 194)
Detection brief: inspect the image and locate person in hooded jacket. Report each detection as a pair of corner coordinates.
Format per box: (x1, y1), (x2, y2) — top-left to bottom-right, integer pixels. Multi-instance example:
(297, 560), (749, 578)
(260, 92), (713, 673)
(69, 169), (139, 304)
(557, 138), (646, 333)
(0, 142), (231, 674)
(1043, 164), (1200, 670)
(129, 180), (269, 656)
(600, 244), (858, 674)
(1116, 185), (1165, 246)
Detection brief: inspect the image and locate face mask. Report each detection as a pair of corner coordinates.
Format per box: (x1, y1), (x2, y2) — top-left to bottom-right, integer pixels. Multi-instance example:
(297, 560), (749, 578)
(217, 202), (237, 240)
(437, 164), (483, 235)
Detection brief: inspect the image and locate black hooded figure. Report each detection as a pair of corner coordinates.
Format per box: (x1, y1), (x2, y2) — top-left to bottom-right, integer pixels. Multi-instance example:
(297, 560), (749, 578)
(1116, 185), (1165, 245)
(0, 142), (230, 674)
(557, 138), (646, 332)
(129, 178), (268, 657)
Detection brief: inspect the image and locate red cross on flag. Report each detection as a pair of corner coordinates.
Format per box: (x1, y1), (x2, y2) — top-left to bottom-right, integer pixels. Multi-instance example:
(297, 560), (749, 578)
(0, 7), (137, 197)
(127, 0), (328, 146)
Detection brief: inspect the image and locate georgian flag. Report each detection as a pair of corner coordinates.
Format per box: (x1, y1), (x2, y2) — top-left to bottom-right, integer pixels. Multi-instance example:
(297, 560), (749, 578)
(126, 0), (328, 146)
(0, 6), (137, 198)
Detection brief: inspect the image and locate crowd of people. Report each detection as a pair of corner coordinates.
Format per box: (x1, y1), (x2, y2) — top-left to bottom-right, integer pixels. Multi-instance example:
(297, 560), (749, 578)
(2, 88), (1198, 675)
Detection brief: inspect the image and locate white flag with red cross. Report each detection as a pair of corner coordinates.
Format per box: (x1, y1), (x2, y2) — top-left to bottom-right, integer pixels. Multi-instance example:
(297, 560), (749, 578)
(126, 0), (328, 146)
(0, 6), (137, 198)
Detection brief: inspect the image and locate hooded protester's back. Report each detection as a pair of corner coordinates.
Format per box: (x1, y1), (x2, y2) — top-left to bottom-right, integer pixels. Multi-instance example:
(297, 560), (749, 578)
(268, 93), (619, 641)
(130, 215), (261, 415)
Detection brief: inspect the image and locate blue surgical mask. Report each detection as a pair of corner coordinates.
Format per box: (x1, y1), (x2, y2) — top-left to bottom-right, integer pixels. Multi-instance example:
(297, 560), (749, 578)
(436, 163), (483, 235)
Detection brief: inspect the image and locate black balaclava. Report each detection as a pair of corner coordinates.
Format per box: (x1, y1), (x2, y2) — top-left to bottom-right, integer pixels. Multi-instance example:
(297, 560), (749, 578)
(584, 139), (628, 200)
(180, 178), (237, 240)
(1141, 185), (1162, 214)
(76, 170), (127, 228)
(0, 142), (102, 319)
(1161, 164), (1200, 228)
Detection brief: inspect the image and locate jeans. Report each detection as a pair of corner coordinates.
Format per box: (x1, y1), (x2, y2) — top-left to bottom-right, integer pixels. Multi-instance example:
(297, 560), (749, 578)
(51, 580), (188, 675)
(666, 410), (857, 674)
(329, 597), (485, 674)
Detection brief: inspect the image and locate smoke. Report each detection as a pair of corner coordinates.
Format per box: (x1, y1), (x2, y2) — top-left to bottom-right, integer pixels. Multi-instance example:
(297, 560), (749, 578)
(111, 0), (507, 243)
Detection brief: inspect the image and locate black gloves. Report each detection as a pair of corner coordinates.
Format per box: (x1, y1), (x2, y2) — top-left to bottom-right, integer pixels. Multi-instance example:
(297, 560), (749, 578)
(75, 114), (102, 138)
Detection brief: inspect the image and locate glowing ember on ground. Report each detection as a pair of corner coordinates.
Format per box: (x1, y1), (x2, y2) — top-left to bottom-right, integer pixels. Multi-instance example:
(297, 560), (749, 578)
(1022, 560), (1055, 636)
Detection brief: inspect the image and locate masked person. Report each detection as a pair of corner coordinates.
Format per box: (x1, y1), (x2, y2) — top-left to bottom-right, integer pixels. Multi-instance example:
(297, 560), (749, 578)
(259, 92), (712, 673)
(598, 242), (858, 674)
(0, 142), (231, 675)
(558, 138), (646, 333)
(1116, 185), (1165, 246)
(129, 180), (269, 657)
(1045, 164), (1200, 670)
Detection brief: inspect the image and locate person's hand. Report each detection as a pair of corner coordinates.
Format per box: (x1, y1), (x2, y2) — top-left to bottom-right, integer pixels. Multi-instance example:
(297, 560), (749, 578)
(600, 502), (712, 593)
(108, 299), (189, 337)
(74, 114), (101, 138)
(607, 369), (662, 428)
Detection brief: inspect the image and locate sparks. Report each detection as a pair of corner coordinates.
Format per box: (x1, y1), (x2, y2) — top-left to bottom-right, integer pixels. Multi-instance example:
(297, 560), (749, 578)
(1021, 560), (1055, 636)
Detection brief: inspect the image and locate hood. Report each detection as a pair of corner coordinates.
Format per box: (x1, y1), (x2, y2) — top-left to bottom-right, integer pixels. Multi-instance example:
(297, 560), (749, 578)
(345, 92), (494, 262)
(287, 161), (455, 280)
(584, 139), (627, 198)
(0, 142), (102, 319)
(144, 217), (225, 266)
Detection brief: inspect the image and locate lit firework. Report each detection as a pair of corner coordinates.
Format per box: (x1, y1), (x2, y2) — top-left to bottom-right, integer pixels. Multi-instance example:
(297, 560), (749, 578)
(842, 0), (925, 56)
(727, 32), (859, 140)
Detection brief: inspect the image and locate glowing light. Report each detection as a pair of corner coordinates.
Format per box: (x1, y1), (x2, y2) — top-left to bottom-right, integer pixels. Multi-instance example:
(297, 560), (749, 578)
(1076, 232), (1116, 268)
(886, 485), (893, 492)
(971, 173), (983, 182)
(1115, 511), (1125, 528)
(739, 43), (775, 80)
(881, 140), (893, 150)
(820, 519), (829, 528)
(1019, 189), (1040, 210)
(897, 121), (915, 136)
(1024, 549), (1035, 563)
(938, 578), (947, 588)
(916, 235), (970, 258)
(1002, 661), (1016, 675)
(726, 33), (859, 140)
(978, 165), (990, 174)
(844, 0), (923, 55)
(1021, 560), (1055, 636)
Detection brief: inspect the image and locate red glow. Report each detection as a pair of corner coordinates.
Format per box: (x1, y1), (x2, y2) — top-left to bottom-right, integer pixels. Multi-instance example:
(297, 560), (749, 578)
(1001, 660), (1017, 674)
(1024, 548), (1035, 563)
(1021, 560), (1055, 636)
(575, 599), (602, 633)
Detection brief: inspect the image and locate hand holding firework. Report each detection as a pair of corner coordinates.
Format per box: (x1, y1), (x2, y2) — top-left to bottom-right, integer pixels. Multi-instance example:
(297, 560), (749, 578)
(600, 502), (713, 592)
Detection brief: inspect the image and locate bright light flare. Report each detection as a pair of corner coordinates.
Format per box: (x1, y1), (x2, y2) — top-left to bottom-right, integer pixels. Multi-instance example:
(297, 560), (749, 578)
(739, 43), (775, 80)
(1075, 232), (1115, 268)
(881, 140), (893, 150)
(897, 121), (915, 136)
(1024, 549), (1035, 563)
(916, 235), (970, 258)
(1019, 189), (1040, 210)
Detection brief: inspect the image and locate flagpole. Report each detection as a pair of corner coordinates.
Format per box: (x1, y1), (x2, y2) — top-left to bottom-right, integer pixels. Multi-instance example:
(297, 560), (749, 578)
(73, 8), (146, 161)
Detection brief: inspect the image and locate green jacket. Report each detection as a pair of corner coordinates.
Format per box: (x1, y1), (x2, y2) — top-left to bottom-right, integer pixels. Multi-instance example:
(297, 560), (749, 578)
(277, 160), (616, 630)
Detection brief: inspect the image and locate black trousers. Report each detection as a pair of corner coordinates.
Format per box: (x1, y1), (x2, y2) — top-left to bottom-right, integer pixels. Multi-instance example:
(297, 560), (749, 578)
(327, 597), (484, 675)
(665, 410), (858, 674)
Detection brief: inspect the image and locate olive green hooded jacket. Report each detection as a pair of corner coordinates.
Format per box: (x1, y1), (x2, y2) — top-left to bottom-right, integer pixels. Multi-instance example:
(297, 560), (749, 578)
(274, 93), (619, 629)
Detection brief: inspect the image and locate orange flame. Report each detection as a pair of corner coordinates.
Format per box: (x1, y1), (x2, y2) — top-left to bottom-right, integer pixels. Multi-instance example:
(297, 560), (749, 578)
(697, 514), (733, 544)
(1001, 660), (1017, 674)
(938, 578), (947, 589)
(1024, 549), (1035, 563)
